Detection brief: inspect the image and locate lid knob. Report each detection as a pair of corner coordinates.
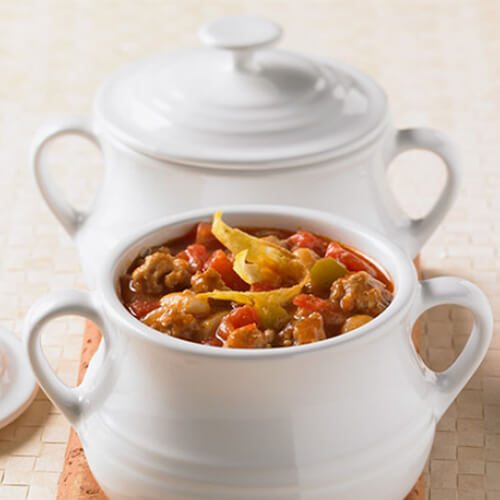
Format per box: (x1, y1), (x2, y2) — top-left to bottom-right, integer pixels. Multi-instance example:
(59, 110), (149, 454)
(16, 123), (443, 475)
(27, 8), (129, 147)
(198, 15), (282, 72)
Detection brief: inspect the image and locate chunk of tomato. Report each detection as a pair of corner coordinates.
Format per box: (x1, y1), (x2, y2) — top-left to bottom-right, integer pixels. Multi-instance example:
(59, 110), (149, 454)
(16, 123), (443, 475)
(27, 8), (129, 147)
(293, 294), (331, 311)
(228, 306), (260, 329)
(205, 250), (249, 290)
(325, 242), (376, 276)
(195, 222), (219, 248)
(128, 300), (159, 318)
(292, 294), (345, 335)
(287, 231), (327, 256)
(216, 305), (259, 340)
(178, 244), (208, 272)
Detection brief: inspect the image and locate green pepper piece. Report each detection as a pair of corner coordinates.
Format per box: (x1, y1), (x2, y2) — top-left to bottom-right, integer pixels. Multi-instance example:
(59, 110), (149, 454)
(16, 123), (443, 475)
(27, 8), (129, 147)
(310, 258), (348, 290)
(257, 303), (291, 331)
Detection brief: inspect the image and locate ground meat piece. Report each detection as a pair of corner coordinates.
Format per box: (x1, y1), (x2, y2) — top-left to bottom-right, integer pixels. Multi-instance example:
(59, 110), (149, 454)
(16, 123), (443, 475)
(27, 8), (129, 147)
(223, 324), (269, 348)
(143, 310), (201, 341)
(291, 312), (326, 345)
(190, 268), (228, 293)
(263, 329), (276, 345)
(274, 324), (294, 347)
(131, 248), (191, 295)
(330, 271), (392, 317)
(292, 294), (346, 337)
(142, 291), (210, 342)
(321, 306), (347, 336)
(165, 259), (192, 290)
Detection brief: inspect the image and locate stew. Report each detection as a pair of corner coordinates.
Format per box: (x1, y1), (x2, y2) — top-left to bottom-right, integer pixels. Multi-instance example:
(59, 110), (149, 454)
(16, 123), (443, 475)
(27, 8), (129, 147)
(119, 213), (394, 348)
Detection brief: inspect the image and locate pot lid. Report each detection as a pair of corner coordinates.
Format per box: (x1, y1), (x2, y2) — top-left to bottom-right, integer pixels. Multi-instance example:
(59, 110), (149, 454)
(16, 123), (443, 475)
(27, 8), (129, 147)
(95, 15), (388, 168)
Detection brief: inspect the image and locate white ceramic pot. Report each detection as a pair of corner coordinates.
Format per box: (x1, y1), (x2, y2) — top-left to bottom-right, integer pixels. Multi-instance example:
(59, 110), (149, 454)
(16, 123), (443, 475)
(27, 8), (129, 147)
(30, 16), (461, 284)
(24, 206), (491, 500)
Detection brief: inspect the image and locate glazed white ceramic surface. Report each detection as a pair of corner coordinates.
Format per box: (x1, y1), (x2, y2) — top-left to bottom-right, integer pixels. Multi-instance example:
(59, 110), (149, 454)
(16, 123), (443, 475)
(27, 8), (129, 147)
(91, 16), (388, 164)
(0, 329), (38, 429)
(24, 206), (492, 500)
(30, 17), (462, 284)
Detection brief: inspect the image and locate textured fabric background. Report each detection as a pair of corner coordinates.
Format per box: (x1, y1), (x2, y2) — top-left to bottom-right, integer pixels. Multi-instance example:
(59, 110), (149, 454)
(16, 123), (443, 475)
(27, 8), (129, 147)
(0, 1), (499, 499)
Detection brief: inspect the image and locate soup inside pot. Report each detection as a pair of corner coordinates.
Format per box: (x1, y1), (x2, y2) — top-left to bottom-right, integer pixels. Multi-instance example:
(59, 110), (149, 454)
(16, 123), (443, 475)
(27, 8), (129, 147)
(119, 212), (393, 348)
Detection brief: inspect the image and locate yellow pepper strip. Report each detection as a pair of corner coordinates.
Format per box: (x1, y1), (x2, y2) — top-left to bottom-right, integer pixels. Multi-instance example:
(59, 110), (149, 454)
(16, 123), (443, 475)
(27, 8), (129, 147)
(199, 274), (307, 307)
(212, 211), (294, 274)
(201, 212), (309, 330)
(198, 273), (308, 329)
(233, 249), (281, 285)
(233, 249), (261, 284)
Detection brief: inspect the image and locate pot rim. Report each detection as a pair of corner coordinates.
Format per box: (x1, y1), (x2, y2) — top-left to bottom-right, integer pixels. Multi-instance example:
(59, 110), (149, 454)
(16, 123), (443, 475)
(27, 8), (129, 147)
(98, 112), (391, 174)
(99, 205), (417, 358)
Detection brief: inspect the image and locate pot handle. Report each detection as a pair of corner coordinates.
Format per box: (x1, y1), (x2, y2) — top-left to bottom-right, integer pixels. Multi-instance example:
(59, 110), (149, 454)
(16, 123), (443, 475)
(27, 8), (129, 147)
(23, 290), (109, 426)
(389, 128), (462, 257)
(412, 277), (492, 420)
(30, 115), (102, 237)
